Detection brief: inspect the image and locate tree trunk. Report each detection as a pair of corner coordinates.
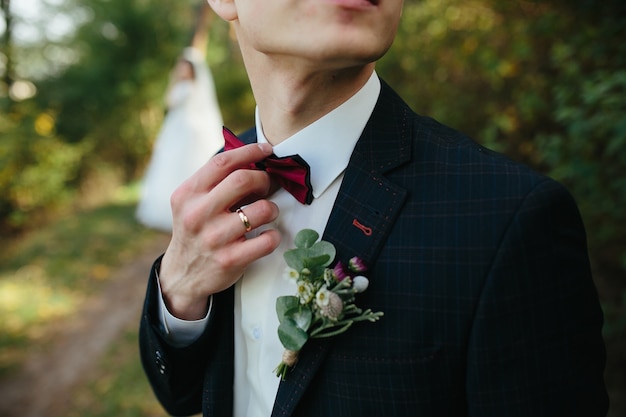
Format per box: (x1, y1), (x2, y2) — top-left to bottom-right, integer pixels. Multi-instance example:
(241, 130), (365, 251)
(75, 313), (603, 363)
(189, 1), (214, 56)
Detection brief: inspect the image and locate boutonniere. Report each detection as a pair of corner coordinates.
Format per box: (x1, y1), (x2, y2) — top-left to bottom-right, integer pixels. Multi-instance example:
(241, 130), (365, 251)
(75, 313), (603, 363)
(274, 229), (384, 380)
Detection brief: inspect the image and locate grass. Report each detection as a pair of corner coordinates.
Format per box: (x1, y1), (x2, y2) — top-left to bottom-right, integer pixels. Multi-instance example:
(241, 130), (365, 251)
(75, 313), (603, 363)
(0, 182), (192, 417)
(66, 329), (169, 417)
(0, 183), (176, 416)
(0, 184), (162, 376)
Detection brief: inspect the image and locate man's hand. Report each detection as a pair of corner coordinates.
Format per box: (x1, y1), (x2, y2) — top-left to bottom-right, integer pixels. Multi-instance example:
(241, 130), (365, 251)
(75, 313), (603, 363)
(159, 142), (281, 320)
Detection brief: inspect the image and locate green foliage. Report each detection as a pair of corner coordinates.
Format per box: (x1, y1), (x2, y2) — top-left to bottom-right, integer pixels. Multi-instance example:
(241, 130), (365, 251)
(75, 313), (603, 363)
(67, 329), (168, 417)
(205, 19), (256, 132)
(276, 296), (311, 351)
(0, 0), (205, 232)
(34, 0), (198, 175)
(529, 2), (626, 283)
(0, 194), (163, 375)
(0, 100), (85, 229)
(536, 69), (626, 268)
(284, 229), (335, 275)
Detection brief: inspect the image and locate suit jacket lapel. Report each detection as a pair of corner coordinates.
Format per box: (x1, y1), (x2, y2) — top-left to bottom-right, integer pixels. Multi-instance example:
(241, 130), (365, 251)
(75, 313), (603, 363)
(271, 80), (411, 417)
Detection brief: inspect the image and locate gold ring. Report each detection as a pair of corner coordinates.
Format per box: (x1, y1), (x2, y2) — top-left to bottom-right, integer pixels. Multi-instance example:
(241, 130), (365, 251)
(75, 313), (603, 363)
(236, 208), (252, 232)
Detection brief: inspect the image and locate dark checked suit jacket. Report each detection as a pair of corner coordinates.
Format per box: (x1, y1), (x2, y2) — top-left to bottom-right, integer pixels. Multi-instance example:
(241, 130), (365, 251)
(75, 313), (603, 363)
(139, 79), (608, 417)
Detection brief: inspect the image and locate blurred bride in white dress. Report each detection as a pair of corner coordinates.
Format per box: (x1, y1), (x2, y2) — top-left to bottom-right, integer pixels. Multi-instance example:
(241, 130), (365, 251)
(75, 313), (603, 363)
(136, 47), (224, 231)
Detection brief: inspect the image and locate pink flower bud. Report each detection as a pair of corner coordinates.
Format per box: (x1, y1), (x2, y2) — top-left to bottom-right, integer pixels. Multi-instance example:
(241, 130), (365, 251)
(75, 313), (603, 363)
(333, 261), (351, 281)
(348, 256), (368, 273)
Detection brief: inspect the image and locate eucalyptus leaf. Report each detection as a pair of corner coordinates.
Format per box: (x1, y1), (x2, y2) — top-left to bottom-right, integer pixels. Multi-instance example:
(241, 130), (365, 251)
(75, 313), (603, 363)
(283, 249), (305, 271)
(276, 296), (300, 321)
(278, 318), (309, 351)
(285, 305), (313, 332)
(302, 254), (331, 269)
(294, 229), (319, 249)
(309, 241), (336, 266)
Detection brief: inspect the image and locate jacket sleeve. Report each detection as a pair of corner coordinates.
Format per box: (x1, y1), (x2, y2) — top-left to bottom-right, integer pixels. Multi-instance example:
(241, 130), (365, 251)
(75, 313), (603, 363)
(139, 255), (234, 416)
(466, 179), (608, 416)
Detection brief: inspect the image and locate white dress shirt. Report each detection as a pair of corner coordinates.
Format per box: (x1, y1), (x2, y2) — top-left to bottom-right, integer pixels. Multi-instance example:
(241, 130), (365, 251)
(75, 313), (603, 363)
(158, 72), (381, 416)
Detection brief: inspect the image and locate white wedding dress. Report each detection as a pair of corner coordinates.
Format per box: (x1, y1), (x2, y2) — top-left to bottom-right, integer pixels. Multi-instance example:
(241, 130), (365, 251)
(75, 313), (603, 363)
(136, 47), (224, 231)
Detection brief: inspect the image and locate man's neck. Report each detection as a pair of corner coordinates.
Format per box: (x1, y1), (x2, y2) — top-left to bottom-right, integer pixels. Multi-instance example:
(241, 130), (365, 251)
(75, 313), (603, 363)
(245, 58), (375, 145)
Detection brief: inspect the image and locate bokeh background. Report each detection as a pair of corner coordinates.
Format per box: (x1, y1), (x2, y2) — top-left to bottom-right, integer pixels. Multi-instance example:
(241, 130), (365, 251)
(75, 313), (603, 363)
(1, 0), (624, 416)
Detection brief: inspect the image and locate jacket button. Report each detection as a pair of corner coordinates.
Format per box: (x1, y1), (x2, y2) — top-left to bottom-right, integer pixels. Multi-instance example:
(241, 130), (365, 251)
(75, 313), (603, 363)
(155, 350), (168, 375)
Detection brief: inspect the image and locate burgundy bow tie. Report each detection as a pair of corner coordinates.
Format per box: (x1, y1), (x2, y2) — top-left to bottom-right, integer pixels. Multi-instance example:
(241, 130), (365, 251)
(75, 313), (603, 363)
(222, 127), (314, 205)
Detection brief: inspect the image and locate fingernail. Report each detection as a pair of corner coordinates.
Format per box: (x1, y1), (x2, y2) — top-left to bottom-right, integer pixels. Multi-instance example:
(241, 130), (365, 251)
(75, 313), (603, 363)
(258, 143), (273, 154)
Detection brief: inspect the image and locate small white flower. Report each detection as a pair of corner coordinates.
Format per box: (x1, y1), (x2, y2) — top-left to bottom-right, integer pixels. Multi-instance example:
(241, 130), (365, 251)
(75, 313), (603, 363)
(315, 286), (331, 307)
(323, 268), (334, 285)
(297, 280), (314, 304)
(283, 267), (299, 281)
(352, 275), (369, 293)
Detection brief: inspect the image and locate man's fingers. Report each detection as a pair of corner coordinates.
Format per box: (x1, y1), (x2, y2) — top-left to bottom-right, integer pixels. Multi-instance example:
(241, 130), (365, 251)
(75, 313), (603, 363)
(175, 196), (278, 249)
(230, 199), (279, 235)
(192, 143), (273, 191)
(216, 228), (281, 272)
(202, 199), (278, 248)
(171, 158), (274, 232)
(204, 168), (274, 216)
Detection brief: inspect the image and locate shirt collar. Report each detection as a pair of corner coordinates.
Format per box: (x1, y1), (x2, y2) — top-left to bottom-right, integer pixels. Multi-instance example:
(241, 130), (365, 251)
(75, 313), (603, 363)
(255, 71), (381, 199)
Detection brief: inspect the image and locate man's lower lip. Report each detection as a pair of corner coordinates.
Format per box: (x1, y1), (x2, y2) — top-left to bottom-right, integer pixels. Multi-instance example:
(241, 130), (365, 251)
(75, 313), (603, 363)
(327, 0), (379, 9)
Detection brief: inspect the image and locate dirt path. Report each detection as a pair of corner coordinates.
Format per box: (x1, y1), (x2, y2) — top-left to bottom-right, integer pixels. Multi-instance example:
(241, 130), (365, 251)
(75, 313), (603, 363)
(0, 234), (170, 417)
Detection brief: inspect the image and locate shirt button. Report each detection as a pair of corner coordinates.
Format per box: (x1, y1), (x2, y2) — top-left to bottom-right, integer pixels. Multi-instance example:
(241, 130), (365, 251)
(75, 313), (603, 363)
(252, 327), (262, 340)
